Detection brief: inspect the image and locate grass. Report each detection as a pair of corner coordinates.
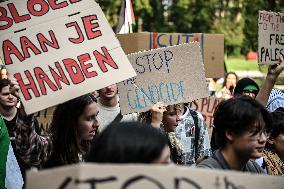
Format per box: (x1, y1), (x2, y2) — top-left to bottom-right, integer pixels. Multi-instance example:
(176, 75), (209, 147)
(225, 58), (260, 72)
(225, 57), (284, 86)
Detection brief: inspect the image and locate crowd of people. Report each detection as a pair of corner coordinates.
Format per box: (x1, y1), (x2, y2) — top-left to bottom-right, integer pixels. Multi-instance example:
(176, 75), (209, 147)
(1, 54), (284, 189)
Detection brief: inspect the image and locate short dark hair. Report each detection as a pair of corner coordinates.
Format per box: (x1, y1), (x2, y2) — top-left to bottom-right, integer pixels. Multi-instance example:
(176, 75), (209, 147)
(266, 111), (284, 149)
(233, 77), (259, 96)
(86, 121), (168, 163)
(270, 111), (284, 138)
(0, 79), (10, 92)
(213, 96), (271, 148)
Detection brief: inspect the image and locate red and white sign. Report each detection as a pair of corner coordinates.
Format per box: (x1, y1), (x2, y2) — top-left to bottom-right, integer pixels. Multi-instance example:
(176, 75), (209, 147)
(0, 0), (136, 114)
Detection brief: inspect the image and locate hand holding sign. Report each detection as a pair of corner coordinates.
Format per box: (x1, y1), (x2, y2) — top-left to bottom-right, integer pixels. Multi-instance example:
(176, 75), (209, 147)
(8, 76), (20, 100)
(267, 54), (284, 81)
(151, 102), (167, 129)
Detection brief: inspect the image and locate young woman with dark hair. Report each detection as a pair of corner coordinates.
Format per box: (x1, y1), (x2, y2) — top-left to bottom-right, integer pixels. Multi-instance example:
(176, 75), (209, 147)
(15, 94), (99, 169)
(216, 72), (239, 99)
(86, 121), (170, 164)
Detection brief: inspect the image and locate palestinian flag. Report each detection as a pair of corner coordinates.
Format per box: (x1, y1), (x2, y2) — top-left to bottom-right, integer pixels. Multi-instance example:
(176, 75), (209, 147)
(0, 117), (23, 189)
(116, 0), (135, 34)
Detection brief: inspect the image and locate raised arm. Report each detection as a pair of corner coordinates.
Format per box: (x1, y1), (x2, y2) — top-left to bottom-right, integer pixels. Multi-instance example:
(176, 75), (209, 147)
(256, 56), (284, 106)
(150, 102), (167, 128)
(9, 77), (53, 167)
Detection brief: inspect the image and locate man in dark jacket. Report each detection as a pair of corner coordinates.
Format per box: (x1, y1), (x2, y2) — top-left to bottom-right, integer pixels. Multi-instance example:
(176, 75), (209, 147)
(198, 96), (271, 173)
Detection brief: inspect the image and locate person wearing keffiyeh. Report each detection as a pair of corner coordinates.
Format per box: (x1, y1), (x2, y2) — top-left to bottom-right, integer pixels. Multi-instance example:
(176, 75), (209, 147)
(258, 111), (284, 176)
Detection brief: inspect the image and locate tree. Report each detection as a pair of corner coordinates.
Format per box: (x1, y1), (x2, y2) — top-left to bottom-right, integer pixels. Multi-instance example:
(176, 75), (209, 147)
(168, 0), (218, 33)
(242, 0), (284, 55)
(96, 0), (121, 29)
(211, 0), (244, 56)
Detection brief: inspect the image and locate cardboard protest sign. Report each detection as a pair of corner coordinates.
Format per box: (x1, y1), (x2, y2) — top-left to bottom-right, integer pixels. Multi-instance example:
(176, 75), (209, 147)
(26, 163), (284, 189)
(258, 11), (284, 65)
(0, 0), (136, 114)
(0, 0), (95, 35)
(117, 32), (224, 78)
(117, 43), (208, 115)
(189, 97), (221, 137)
(35, 106), (56, 132)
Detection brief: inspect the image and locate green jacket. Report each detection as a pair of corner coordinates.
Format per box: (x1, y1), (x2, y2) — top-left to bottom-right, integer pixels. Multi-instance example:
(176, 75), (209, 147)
(0, 116), (9, 189)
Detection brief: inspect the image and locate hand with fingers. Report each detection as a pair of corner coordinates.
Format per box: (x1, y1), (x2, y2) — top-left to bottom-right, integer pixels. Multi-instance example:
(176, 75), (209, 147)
(8, 76), (20, 100)
(151, 102), (167, 129)
(256, 55), (284, 106)
(8, 76), (31, 118)
(267, 55), (284, 82)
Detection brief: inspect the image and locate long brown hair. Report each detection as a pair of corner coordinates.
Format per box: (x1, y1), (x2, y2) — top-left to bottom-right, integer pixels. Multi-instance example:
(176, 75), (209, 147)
(48, 94), (97, 165)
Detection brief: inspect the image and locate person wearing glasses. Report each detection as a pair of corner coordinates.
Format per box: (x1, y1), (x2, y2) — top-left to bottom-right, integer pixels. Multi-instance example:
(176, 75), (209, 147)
(197, 96), (272, 173)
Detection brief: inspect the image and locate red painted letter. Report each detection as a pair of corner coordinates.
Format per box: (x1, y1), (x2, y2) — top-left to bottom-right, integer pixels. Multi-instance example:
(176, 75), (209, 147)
(7, 3), (31, 23)
(20, 36), (41, 59)
(27, 0), (49, 17)
(48, 0), (68, 10)
(77, 53), (97, 78)
(0, 7), (13, 30)
(49, 62), (70, 89)
(37, 30), (59, 52)
(14, 71), (40, 101)
(94, 47), (118, 72)
(34, 67), (58, 95)
(69, 0), (82, 3)
(2, 40), (24, 65)
(82, 15), (102, 40)
(65, 21), (84, 44)
(63, 58), (85, 84)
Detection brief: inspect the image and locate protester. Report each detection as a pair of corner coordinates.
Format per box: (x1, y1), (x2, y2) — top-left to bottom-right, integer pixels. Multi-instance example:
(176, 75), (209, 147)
(233, 77), (260, 98)
(139, 102), (211, 165)
(139, 102), (182, 163)
(256, 55), (284, 107)
(175, 103), (211, 165)
(266, 88), (284, 113)
(198, 96), (271, 173)
(0, 79), (41, 181)
(97, 84), (137, 131)
(86, 121), (171, 164)
(0, 116), (23, 189)
(211, 78), (260, 152)
(207, 78), (217, 96)
(0, 66), (8, 80)
(216, 72), (238, 99)
(211, 57), (284, 151)
(256, 111), (284, 175)
(14, 93), (99, 169)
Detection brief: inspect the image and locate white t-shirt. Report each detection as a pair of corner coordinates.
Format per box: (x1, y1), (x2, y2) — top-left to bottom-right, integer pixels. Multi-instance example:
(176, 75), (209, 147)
(97, 99), (137, 131)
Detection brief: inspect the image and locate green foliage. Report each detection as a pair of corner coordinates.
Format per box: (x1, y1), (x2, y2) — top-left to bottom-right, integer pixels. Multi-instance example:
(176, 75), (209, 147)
(242, 0), (284, 55)
(168, 0), (217, 33)
(99, 0), (282, 56)
(213, 17), (244, 56)
(134, 0), (168, 32)
(96, 0), (121, 29)
(190, 0), (218, 33)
